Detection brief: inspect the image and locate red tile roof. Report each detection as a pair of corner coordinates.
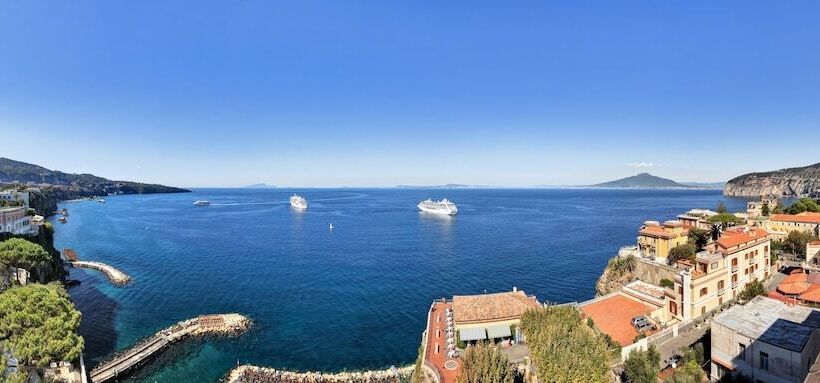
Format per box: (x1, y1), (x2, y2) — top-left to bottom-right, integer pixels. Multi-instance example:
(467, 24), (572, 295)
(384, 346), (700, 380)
(452, 290), (540, 324)
(770, 212), (820, 224)
(716, 228), (769, 250)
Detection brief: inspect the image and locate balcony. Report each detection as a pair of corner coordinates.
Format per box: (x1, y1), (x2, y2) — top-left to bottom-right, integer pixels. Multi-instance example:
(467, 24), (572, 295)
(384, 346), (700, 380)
(749, 259), (757, 266)
(731, 281), (739, 289)
(718, 288), (726, 296)
(731, 265), (739, 273)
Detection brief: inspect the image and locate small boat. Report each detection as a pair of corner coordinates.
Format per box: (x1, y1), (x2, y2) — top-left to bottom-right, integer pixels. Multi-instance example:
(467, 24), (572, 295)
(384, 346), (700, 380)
(193, 200), (212, 207)
(58, 216), (67, 223)
(97, 198), (106, 204)
(290, 194), (307, 210)
(329, 223), (334, 231)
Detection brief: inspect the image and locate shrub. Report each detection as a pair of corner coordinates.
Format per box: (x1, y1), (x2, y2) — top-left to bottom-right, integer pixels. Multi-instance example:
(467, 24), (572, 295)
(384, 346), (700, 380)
(668, 243), (696, 264)
(659, 278), (674, 289)
(624, 345), (660, 383)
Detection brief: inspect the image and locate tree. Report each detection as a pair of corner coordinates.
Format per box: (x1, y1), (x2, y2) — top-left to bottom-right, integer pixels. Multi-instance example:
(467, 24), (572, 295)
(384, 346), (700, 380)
(623, 346), (661, 383)
(663, 360), (705, 383)
(738, 280), (766, 301)
(783, 230), (816, 257)
(0, 283), (84, 367)
(659, 278), (674, 289)
(706, 213), (742, 240)
(456, 343), (515, 383)
(785, 198), (820, 214)
(668, 243), (696, 265)
(0, 238), (52, 284)
(687, 228), (709, 251)
(761, 203), (770, 217)
(716, 202), (728, 214)
(521, 306), (611, 383)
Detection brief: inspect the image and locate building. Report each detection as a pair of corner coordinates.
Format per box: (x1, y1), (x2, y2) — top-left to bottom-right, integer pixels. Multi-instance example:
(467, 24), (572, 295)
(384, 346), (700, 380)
(678, 209), (718, 230)
(0, 190), (29, 208)
(766, 212), (820, 241)
(452, 288), (540, 343)
(580, 281), (671, 347)
(670, 228), (771, 320)
(747, 197), (778, 218)
(710, 296), (820, 383)
(808, 241), (820, 271)
(637, 220), (689, 263)
(0, 206), (36, 235)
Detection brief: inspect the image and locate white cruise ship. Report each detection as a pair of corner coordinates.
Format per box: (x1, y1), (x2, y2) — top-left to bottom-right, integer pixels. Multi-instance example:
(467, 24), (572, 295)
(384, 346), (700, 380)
(290, 194), (308, 210)
(193, 200), (211, 206)
(417, 198), (458, 216)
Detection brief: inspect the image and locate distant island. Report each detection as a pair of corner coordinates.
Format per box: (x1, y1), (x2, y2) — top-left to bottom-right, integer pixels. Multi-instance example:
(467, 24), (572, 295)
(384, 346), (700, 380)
(243, 183), (277, 189)
(590, 173), (719, 189)
(724, 162), (820, 197)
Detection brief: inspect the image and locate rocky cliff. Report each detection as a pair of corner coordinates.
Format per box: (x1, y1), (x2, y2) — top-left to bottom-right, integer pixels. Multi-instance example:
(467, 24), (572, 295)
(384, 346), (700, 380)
(724, 163), (820, 197)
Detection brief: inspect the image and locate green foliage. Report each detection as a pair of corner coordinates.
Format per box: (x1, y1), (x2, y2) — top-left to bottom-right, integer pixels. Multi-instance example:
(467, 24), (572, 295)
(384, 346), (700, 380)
(770, 252), (778, 265)
(716, 202), (727, 214)
(663, 360), (704, 383)
(687, 228), (709, 251)
(521, 306), (610, 383)
(668, 243), (696, 265)
(411, 345), (425, 383)
(0, 200), (23, 208)
(0, 283), (84, 367)
(587, 318), (595, 328)
(0, 370), (29, 383)
(738, 280), (766, 301)
(761, 203), (770, 217)
(706, 213), (741, 227)
(679, 344), (704, 365)
(659, 278), (674, 289)
(623, 346), (660, 383)
(783, 230), (817, 257)
(456, 343), (515, 383)
(785, 198), (820, 214)
(0, 238), (51, 283)
(608, 255), (637, 276)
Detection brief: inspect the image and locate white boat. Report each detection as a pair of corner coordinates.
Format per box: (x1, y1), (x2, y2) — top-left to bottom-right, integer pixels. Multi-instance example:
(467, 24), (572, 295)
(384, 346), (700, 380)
(97, 198), (106, 204)
(417, 198), (458, 216)
(329, 222), (334, 231)
(290, 194), (308, 210)
(193, 200), (212, 206)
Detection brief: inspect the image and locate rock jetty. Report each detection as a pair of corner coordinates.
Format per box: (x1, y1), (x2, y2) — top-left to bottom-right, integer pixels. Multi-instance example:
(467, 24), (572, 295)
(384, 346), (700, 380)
(70, 260), (131, 285)
(224, 365), (413, 383)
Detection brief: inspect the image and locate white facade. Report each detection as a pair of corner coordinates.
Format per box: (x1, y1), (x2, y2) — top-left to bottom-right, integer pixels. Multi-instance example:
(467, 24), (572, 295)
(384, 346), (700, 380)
(0, 190), (29, 208)
(0, 206), (36, 235)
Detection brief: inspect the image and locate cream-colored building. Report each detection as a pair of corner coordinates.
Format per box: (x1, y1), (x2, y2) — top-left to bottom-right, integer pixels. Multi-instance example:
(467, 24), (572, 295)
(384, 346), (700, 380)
(678, 209), (718, 230)
(637, 220), (689, 263)
(0, 206), (35, 235)
(710, 296), (820, 383)
(765, 212), (820, 241)
(807, 241), (820, 271)
(452, 288), (540, 343)
(747, 197), (778, 218)
(670, 228), (771, 320)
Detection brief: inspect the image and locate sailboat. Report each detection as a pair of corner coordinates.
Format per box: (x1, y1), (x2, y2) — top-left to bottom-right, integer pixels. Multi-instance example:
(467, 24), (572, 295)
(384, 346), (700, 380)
(329, 222), (334, 231)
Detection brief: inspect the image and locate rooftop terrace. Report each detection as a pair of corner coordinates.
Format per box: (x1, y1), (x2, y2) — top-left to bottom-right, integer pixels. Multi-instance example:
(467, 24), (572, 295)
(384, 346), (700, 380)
(713, 296), (820, 352)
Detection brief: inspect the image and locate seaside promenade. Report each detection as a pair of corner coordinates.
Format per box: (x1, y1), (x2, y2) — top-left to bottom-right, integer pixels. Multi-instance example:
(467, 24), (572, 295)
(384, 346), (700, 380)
(424, 301), (459, 383)
(89, 314), (250, 383)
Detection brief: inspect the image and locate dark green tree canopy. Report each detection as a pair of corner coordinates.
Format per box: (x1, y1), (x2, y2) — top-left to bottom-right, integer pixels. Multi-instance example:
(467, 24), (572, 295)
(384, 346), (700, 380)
(624, 346), (661, 383)
(0, 238), (51, 271)
(687, 228), (709, 251)
(668, 243), (696, 265)
(521, 306), (611, 383)
(0, 283), (84, 367)
(456, 343), (515, 383)
(785, 198), (820, 214)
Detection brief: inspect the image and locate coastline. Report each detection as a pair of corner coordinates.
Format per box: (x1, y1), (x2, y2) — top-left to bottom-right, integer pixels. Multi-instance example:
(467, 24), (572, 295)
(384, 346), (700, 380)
(224, 365), (414, 383)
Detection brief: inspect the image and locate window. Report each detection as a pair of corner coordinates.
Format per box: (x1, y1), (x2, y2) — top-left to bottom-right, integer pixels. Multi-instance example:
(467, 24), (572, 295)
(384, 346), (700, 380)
(701, 306), (706, 315)
(700, 287), (708, 297)
(738, 343), (746, 361)
(760, 351), (769, 371)
(711, 262), (719, 270)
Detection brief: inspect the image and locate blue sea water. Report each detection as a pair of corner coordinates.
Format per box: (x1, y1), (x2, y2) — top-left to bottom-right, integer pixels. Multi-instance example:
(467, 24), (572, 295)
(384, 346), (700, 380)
(55, 188), (749, 383)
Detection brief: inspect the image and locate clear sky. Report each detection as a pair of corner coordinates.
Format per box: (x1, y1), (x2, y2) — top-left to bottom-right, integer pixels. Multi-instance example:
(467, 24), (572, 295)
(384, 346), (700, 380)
(1, 1), (818, 187)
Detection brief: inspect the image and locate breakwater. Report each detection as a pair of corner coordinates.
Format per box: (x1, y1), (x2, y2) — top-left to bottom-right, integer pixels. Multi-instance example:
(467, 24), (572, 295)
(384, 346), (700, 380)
(224, 365), (413, 383)
(70, 260), (131, 286)
(90, 314), (251, 383)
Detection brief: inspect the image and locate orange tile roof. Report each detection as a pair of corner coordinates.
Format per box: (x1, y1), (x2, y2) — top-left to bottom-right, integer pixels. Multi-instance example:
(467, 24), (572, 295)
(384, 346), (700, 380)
(452, 290), (540, 324)
(810, 241), (820, 246)
(580, 294), (655, 346)
(799, 285), (820, 303)
(770, 212), (820, 224)
(716, 228), (769, 250)
(638, 225), (684, 239)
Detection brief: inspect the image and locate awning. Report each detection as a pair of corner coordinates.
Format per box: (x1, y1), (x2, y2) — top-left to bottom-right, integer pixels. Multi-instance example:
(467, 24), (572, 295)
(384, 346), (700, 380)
(486, 324), (512, 339)
(459, 327), (487, 342)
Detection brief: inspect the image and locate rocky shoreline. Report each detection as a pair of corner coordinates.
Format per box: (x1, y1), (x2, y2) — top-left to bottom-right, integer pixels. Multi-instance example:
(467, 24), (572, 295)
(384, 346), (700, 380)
(224, 365), (414, 383)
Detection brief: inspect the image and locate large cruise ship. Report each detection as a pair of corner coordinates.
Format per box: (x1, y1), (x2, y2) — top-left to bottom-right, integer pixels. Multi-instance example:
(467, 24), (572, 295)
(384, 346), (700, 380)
(290, 194), (308, 210)
(417, 198), (458, 216)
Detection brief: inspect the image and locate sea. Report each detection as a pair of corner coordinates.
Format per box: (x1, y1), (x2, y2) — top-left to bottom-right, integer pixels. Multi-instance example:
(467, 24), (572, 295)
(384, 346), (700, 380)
(55, 188), (751, 383)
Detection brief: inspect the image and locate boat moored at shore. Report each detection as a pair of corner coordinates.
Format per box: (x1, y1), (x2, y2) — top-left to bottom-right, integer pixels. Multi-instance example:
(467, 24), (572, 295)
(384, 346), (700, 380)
(417, 198), (458, 216)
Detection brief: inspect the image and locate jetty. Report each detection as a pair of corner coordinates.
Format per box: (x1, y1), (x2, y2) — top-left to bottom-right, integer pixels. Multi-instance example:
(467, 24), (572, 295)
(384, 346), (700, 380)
(63, 248), (131, 286)
(90, 314), (250, 383)
(225, 365), (413, 383)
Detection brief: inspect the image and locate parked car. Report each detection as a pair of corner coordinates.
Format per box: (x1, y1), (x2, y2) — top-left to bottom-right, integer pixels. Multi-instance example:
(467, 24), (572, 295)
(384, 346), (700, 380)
(631, 316), (649, 327)
(636, 323), (656, 333)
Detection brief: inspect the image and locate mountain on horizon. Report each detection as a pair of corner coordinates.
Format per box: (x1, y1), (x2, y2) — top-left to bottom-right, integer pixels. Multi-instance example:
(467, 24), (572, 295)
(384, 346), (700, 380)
(590, 173), (697, 189)
(0, 157), (188, 193)
(243, 183), (277, 189)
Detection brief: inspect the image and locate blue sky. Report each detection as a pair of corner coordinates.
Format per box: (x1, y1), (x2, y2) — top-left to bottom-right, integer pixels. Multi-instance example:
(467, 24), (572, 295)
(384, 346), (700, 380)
(1, 1), (818, 187)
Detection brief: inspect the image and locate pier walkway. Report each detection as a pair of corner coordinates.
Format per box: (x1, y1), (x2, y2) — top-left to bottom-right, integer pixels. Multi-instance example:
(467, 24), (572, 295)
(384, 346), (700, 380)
(70, 261), (131, 285)
(89, 314), (250, 383)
